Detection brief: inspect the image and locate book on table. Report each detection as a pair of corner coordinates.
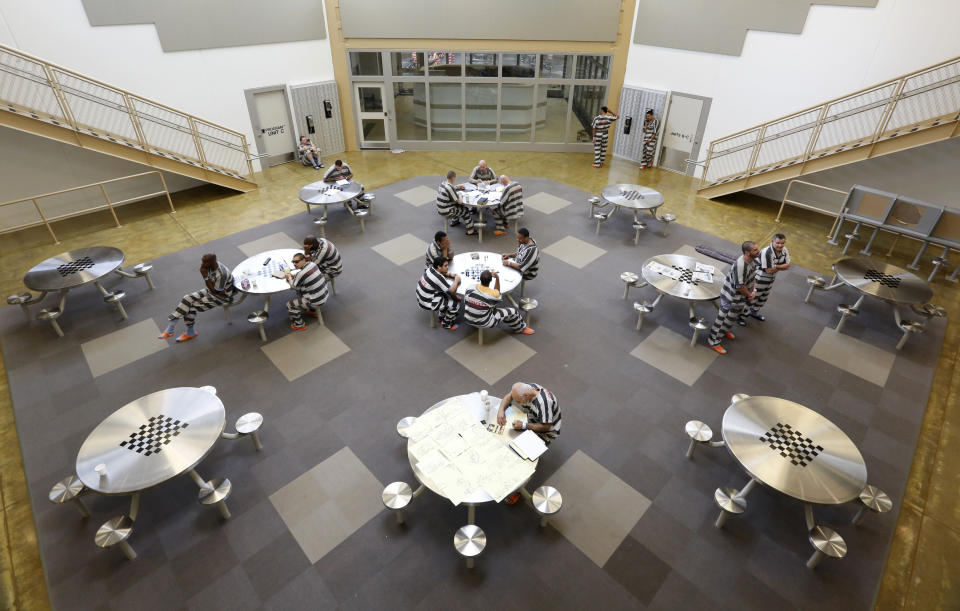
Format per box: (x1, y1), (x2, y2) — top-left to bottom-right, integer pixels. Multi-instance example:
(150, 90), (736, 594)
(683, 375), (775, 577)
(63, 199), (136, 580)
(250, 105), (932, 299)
(509, 429), (548, 461)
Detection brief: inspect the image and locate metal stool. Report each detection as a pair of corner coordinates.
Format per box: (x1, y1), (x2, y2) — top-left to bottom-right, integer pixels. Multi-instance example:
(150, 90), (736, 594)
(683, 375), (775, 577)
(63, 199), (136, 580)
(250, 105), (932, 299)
(632, 221), (648, 245)
(519, 278), (528, 299)
(382, 481), (413, 525)
(427, 309), (437, 328)
(620, 272), (640, 299)
(454, 524), (486, 569)
(587, 196), (602, 219)
(634, 301), (653, 330)
(95, 516), (136, 560)
(235, 412), (264, 450)
(852, 484), (893, 525)
(396, 417), (416, 438)
(313, 217), (327, 238)
(658, 213), (677, 237)
(441, 213), (449, 233)
(806, 525), (847, 569)
(354, 208), (370, 232)
(198, 478), (233, 519)
(328, 275), (336, 296)
(835, 304), (859, 332)
(531, 486), (562, 527)
(911, 303), (947, 319)
(49, 475), (89, 517)
(593, 207), (615, 234)
(475, 223), (484, 244)
(714, 487), (746, 528)
(38, 308), (64, 337)
(103, 291), (128, 320)
(804, 275), (826, 303)
(519, 297), (538, 325)
(475, 325), (487, 345)
(841, 230), (861, 256)
(7, 292), (37, 322)
(688, 316), (708, 346)
(731, 393), (750, 404)
(361, 193), (375, 212)
(512, 211), (524, 234)
(247, 310), (268, 342)
(684, 420), (713, 458)
(131, 263), (156, 290)
(896, 320), (924, 350)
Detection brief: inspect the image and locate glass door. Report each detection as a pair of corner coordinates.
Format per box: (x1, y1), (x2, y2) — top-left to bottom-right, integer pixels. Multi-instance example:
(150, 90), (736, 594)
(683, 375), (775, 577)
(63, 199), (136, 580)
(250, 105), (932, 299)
(354, 83), (390, 149)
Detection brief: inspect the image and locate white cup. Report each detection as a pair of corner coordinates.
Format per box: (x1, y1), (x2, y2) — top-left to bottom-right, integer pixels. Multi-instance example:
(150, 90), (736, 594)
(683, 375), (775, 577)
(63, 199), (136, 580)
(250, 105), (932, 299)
(480, 390), (488, 406)
(95, 463), (107, 478)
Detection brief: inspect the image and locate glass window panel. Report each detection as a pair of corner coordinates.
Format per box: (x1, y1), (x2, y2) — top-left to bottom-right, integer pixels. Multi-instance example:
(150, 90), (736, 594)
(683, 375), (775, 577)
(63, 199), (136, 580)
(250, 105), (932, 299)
(391, 52), (424, 76)
(357, 86), (383, 113)
(429, 83), (462, 141)
(569, 84), (607, 143)
(539, 54), (573, 79)
(349, 52), (383, 76)
(361, 119), (386, 142)
(535, 84), (568, 143)
(394, 82), (426, 141)
(428, 52), (463, 77)
(465, 53), (498, 77)
(500, 84), (534, 142)
(466, 83), (497, 141)
(502, 54), (536, 78)
(575, 55), (610, 80)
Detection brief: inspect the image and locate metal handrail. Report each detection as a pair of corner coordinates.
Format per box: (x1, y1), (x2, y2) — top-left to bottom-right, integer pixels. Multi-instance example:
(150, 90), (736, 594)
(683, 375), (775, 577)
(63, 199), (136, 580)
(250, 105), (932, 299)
(0, 42), (255, 180)
(774, 180), (848, 238)
(0, 171), (175, 244)
(699, 55), (960, 190)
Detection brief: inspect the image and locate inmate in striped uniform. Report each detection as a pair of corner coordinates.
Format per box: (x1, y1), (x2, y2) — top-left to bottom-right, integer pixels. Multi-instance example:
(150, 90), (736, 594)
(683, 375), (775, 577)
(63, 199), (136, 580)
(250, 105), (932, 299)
(745, 243), (790, 318)
(416, 265), (460, 328)
(436, 181), (474, 230)
(515, 239), (539, 280)
(167, 261), (235, 326)
(591, 111), (618, 167)
(463, 285), (526, 333)
(425, 241), (448, 269)
(641, 113), (659, 169)
(512, 383), (561, 445)
(492, 181), (523, 232)
(322, 163), (353, 182)
(707, 255), (757, 346)
(306, 238), (343, 278)
(469, 164), (496, 184)
(286, 261), (329, 326)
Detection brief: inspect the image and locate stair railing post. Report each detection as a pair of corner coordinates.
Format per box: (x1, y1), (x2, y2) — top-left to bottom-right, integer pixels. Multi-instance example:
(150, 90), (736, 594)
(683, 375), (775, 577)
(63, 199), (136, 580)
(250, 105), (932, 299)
(698, 143), (714, 190)
(42, 65), (81, 135)
(156, 172), (177, 214)
(97, 183), (122, 228)
(122, 93), (150, 152)
(241, 135), (255, 179)
(871, 78), (907, 144)
(745, 125), (767, 177)
(32, 198), (59, 244)
(186, 116), (209, 167)
(801, 104), (830, 164)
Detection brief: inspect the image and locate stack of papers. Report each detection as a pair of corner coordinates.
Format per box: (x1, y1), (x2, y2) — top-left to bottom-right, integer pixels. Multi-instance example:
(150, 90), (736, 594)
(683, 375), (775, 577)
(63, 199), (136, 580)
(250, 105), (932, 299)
(645, 261), (681, 280)
(509, 429), (548, 461)
(335, 179), (350, 186)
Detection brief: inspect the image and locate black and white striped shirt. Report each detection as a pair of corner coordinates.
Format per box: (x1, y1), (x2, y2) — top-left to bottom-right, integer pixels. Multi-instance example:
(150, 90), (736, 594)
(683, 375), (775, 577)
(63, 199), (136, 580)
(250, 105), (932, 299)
(757, 245), (790, 278)
(469, 165), (496, 184)
(512, 383), (561, 445)
(591, 114), (617, 134)
(323, 164), (352, 182)
(463, 286), (499, 327)
(499, 182), (523, 220)
(289, 261), (329, 303)
(205, 261), (235, 296)
(425, 241), (444, 268)
(436, 181), (460, 216)
(306, 239), (342, 278)
(516, 239), (539, 280)
(720, 255), (757, 302)
(416, 266), (453, 309)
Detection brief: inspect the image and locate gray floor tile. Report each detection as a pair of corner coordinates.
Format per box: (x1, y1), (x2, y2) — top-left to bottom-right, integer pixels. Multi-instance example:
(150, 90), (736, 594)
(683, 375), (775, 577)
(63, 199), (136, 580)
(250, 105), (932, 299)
(395, 184), (438, 207)
(260, 324), (350, 382)
(444, 331), (536, 384)
(81, 318), (168, 377)
(237, 231), (302, 257)
(372, 233), (431, 265)
(809, 327), (896, 386)
(185, 566), (260, 611)
(543, 235), (607, 269)
(630, 325), (718, 386)
(525, 191), (573, 214)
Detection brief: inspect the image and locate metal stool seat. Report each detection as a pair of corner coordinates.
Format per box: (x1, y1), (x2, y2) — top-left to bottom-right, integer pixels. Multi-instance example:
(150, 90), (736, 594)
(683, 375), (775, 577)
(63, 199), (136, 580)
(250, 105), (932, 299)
(731, 393), (750, 404)
(911, 303), (947, 319)
(247, 310), (268, 342)
(49, 475), (90, 517)
(382, 481), (413, 525)
(620, 271), (641, 299)
(38, 308), (64, 338)
(7, 292), (36, 322)
(354, 208), (369, 232)
(95, 516), (136, 560)
(896, 319), (924, 350)
(454, 524), (486, 569)
(658, 213), (677, 237)
(714, 487), (746, 528)
(103, 290), (128, 320)
(852, 484), (893, 525)
(804, 275), (826, 302)
(235, 412), (264, 450)
(634, 301), (653, 330)
(531, 486), (562, 527)
(199, 478), (233, 519)
(632, 221), (648, 245)
(396, 416), (417, 438)
(928, 256), (950, 282)
(688, 316), (708, 347)
(836, 304), (859, 332)
(806, 525), (847, 568)
(131, 263), (156, 290)
(361, 193), (375, 211)
(587, 196), (602, 218)
(313, 217), (327, 237)
(684, 420), (713, 458)
(519, 297), (538, 325)
(593, 208), (614, 234)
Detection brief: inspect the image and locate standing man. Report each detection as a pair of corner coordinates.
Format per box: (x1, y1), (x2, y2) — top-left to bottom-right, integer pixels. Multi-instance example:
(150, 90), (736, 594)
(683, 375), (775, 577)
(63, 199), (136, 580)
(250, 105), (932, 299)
(707, 241), (760, 354)
(285, 252), (329, 331)
(464, 270), (535, 335)
(641, 109), (659, 169)
(437, 170), (476, 236)
(425, 231), (454, 268)
(492, 174), (523, 236)
(739, 233), (790, 325)
(469, 160), (497, 186)
(298, 136), (323, 169)
(159, 254), (235, 343)
(502, 227), (539, 281)
(303, 235), (342, 280)
(416, 256), (462, 330)
(591, 106), (619, 168)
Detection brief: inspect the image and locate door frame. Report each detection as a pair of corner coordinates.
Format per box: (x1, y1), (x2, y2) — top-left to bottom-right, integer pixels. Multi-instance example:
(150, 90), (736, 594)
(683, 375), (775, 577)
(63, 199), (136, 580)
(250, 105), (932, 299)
(660, 91), (712, 175)
(353, 82), (391, 149)
(244, 85), (297, 166)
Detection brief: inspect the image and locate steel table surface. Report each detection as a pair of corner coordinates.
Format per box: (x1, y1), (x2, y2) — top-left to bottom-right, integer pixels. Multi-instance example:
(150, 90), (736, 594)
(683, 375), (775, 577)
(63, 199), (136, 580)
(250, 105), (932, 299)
(23, 246), (125, 291)
(298, 180), (363, 217)
(641, 254), (724, 302)
(832, 257), (933, 306)
(601, 184), (665, 222)
(721, 396), (867, 505)
(232, 248), (302, 310)
(449, 252), (522, 296)
(407, 392), (538, 505)
(76, 387), (226, 495)
(460, 182), (503, 222)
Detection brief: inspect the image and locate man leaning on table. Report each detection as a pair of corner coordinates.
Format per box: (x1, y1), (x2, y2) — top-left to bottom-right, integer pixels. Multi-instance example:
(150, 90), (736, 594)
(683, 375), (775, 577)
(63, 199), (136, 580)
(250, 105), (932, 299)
(497, 382), (561, 503)
(468, 159), (497, 185)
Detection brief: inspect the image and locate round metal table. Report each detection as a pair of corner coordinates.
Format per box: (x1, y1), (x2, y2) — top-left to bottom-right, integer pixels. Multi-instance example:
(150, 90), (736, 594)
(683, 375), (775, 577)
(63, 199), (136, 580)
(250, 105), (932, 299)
(832, 258), (933, 306)
(232, 248), (301, 307)
(641, 253), (724, 319)
(449, 252), (522, 296)
(76, 387), (227, 495)
(601, 184), (665, 223)
(298, 180), (363, 219)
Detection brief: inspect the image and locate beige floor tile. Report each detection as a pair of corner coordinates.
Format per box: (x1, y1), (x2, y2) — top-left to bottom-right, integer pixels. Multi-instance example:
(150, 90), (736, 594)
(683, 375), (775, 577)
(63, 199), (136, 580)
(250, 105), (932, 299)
(81, 318), (168, 378)
(395, 185), (438, 207)
(371, 233), (431, 266)
(237, 232), (301, 257)
(445, 330), (536, 385)
(542, 235), (607, 269)
(261, 325), (350, 382)
(630, 326), (718, 386)
(809, 327), (896, 386)
(525, 192), (574, 215)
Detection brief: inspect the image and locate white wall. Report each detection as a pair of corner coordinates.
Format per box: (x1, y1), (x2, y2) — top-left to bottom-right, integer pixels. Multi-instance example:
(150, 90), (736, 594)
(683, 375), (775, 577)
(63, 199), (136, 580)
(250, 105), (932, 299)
(0, 0), (336, 164)
(624, 0), (960, 170)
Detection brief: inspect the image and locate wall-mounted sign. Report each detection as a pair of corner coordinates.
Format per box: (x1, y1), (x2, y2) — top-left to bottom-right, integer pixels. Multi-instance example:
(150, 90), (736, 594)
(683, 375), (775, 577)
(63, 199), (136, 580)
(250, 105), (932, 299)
(261, 125), (286, 137)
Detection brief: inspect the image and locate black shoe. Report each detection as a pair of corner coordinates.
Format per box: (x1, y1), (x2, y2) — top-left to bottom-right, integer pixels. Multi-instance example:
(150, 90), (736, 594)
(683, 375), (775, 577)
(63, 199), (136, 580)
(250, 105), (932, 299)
(319, 164), (324, 168)
(747, 310), (766, 321)
(736, 318), (747, 327)
(450, 219), (461, 227)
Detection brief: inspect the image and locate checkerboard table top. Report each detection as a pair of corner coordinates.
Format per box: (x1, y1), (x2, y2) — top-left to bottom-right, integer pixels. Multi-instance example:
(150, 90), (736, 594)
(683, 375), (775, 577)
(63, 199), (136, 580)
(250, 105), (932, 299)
(23, 246), (125, 291)
(450, 251), (522, 296)
(833, 257), (933, 305)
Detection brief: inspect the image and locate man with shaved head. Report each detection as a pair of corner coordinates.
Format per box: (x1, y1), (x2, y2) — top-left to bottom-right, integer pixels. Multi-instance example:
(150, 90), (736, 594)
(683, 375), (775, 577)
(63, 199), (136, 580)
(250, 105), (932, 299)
(707, 240), (760, 354)
(468, 159), (496, 186)
(496, 381), (561, 504)
(492, 174), (523, 236)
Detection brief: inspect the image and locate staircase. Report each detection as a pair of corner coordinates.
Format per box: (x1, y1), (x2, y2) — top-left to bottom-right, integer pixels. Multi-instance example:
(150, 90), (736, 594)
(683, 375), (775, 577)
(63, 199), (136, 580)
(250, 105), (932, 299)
(697, 56), (960, 199)
(0, 44), (257, 192)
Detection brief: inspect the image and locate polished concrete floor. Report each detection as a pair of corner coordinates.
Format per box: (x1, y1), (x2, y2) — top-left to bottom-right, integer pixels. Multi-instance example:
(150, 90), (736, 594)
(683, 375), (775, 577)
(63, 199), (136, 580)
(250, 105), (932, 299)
(1, 150), (958, 609)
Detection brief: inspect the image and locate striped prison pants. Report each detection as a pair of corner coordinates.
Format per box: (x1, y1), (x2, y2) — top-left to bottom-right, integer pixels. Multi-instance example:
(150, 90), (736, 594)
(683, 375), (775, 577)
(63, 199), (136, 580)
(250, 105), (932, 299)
(593, 132), (609, 167)
(743, 274), (775, 316)
(708, 298), (747, 346)
(168, 290), (232, 326)
(478, 307), (526, 333)
(420, 295), (460, 329)
(287, 296), (324, 327)
(444, 204), (474, 230)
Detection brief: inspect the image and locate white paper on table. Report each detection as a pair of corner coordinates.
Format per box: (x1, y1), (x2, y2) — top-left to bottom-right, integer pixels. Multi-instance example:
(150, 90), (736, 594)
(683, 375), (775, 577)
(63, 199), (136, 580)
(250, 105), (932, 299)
(415, 449), (449, 476)
(437, 433), (468, 460)
(458, 422), (489, 444)
(480, 473), (518, 503)
(335, 179), (350, 186)
(692, 271), (713, 283)
(430, 464), (474, 506)
(408, 437), (441, 462)
(510, 430), (548, 461)
(695, 262), (715, 274)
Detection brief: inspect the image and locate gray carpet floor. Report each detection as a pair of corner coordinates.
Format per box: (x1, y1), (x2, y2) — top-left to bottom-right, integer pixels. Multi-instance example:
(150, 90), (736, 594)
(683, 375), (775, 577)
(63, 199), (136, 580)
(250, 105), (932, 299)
(0, 176), (944, 610)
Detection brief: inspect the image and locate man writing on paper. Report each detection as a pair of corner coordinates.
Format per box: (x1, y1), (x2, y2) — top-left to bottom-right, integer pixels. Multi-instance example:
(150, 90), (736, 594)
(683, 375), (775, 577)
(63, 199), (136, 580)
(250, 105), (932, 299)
(496, 382), (561, 445)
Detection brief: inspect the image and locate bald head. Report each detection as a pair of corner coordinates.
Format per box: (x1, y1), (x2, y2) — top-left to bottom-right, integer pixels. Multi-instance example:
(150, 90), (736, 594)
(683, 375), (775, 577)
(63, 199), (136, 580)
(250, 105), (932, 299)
(478, 160), (487, 170)
(500, 174), (510, 186)
(511, 382), (537, 404)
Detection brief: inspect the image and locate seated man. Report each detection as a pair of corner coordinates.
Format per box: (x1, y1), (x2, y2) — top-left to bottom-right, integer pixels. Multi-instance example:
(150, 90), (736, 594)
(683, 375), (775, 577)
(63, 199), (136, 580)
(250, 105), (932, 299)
(496, 381), (560, 505)
(437, 170), (476, 236)
(284, 252), (330, 331)
(322, 159), (353, 183)
(468, 159), (497, 186)
(502, 227), (539, 281)
(416, 256), (462, 330)
(492, 174), (523, 236)
(159, 253), (235, 343)
(303, 235), (342, 280)
(425, 230), (454, 268)
(298, 136), (323, 169)
(464, 270), (534, 335)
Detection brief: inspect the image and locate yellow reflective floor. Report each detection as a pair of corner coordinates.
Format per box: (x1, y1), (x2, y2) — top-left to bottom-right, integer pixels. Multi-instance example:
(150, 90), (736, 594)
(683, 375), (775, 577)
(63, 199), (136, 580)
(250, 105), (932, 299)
(1, 150), (957, 609)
